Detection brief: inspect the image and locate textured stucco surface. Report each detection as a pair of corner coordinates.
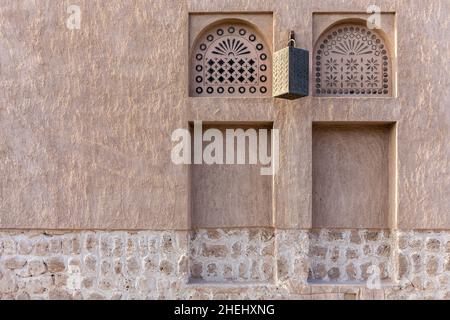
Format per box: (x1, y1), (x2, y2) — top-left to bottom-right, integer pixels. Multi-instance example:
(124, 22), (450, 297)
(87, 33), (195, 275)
(0, 0), (190, 229)
(0, 0), (448, 300)
(312, 123), (395, 229)
(0, 2), (449, 227)
(191, 124), (273, 228)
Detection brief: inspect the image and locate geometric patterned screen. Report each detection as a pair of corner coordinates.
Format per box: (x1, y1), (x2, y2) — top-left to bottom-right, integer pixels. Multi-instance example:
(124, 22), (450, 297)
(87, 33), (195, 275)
(191, 22), (271, 97)
(314, 24), (391, 96)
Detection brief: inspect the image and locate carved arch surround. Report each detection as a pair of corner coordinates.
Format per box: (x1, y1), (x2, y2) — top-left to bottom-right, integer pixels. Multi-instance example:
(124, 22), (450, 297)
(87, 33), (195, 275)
(314, 23), (392, 97)
(190, 20), (272, 97)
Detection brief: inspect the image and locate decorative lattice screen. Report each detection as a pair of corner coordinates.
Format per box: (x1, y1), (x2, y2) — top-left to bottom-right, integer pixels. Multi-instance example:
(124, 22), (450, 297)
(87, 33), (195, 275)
(191, 22), (271, 97)
(314, 24), (391, 96)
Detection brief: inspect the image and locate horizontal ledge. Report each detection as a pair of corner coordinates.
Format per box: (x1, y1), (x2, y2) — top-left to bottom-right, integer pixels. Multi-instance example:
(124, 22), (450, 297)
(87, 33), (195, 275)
(307, 280), (397, 288)
(187, 279), (275, 287)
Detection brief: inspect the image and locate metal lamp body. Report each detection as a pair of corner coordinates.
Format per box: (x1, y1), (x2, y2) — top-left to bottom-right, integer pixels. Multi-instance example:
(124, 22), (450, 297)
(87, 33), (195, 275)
(273, 46), (309, 100)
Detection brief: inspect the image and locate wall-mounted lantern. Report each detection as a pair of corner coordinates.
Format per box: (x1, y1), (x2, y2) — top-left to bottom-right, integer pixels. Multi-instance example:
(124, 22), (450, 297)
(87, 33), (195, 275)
(273, 31), (309, 100)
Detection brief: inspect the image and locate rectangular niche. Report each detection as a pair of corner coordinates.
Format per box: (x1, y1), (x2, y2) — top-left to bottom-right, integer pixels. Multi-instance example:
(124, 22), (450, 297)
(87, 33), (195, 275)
(190, 123), (274, 228)
(312, 122), (397, 229)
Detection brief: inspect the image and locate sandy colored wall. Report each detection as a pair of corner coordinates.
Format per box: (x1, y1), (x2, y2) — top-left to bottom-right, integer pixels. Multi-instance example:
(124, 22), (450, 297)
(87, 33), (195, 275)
(191, 124), (273, 228)
(312, 123), (395, 229)
(0, 0), (449, 230)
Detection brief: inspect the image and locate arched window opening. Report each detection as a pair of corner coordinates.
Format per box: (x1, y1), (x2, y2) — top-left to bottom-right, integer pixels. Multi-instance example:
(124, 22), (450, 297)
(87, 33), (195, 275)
(314, 23), (391, 96)
(190, 21), (272, 97)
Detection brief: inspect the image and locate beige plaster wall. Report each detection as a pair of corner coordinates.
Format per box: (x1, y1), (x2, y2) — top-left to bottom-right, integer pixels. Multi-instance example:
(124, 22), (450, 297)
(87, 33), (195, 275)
(0, 0), (448, 230)
(312, 123), (395, 229)
(191, 124), (273, 228)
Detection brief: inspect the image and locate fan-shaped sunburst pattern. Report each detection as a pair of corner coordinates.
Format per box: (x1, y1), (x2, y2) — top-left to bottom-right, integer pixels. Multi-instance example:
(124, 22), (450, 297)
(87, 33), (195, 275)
(331, 39), (373, 55)
(314, 24), (390, 96)
(211, 38), (251, 57)
(192, 23), (271, 97)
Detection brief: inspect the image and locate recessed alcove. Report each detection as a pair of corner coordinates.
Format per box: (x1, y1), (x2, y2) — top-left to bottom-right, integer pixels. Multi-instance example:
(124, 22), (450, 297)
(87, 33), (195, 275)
(312, 13), (396, 97)
(189, 123), (274, 228)
(189, 13), (273, 98)
(312, 122), (397, 229)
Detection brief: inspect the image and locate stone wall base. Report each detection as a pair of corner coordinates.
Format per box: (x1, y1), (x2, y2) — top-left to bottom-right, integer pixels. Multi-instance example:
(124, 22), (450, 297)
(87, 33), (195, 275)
(0, 229), (449, 299)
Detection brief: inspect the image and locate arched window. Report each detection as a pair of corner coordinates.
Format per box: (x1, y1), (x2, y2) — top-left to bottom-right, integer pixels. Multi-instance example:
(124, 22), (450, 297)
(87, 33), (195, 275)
(190, 21), (271, 97)
(314, 23), (391, 96)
